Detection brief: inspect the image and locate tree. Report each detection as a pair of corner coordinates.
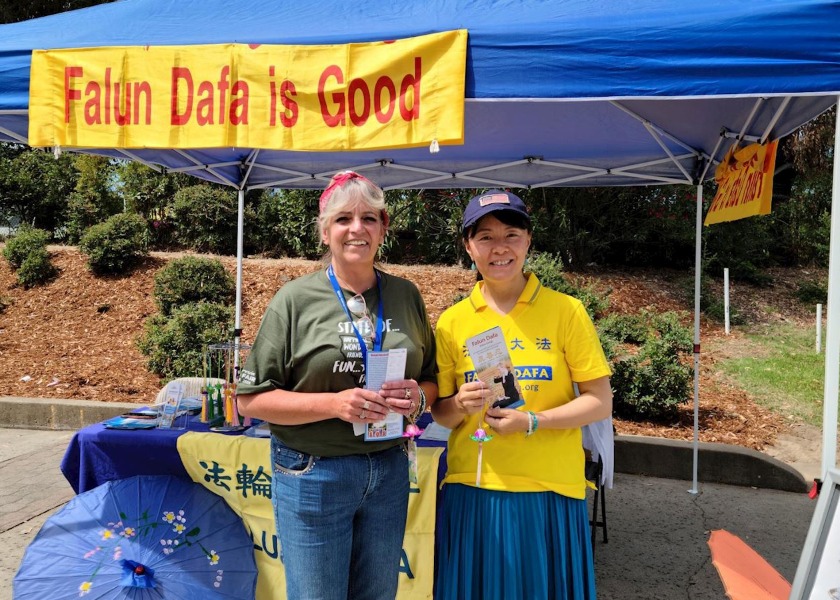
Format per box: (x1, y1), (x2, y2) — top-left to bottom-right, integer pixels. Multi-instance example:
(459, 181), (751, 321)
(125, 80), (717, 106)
(384, 189), (471, 265)
(0, 144), (78, 234)
(65, 154), (122, 242)
(772, 107), (836, 265)
(117, 161), (193, 221)
(116, 161), (194, 248)
(525, 186), (697, 270)
(249, 188), (322, 259)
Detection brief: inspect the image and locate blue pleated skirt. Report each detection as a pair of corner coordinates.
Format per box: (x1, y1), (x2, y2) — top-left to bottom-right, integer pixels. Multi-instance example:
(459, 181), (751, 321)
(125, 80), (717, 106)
(435, 484), (596, 600)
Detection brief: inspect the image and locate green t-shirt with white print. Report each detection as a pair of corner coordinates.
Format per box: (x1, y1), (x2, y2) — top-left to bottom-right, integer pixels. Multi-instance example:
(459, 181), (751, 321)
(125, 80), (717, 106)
(238, 268), (436, 456)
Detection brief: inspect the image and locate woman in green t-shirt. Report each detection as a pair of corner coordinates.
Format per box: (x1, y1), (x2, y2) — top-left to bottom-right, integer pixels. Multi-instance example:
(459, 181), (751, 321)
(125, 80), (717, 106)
(238, 171), (438, 599)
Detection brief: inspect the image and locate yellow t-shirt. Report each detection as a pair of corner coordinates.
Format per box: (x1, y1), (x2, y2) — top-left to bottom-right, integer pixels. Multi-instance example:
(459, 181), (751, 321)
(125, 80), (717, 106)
(435, 273), (611, 499)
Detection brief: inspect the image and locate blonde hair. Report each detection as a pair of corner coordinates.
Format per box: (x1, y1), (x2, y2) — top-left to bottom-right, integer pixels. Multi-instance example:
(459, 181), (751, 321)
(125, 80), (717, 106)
(316, 172), (388, 259)
(318, 175), (386, 230)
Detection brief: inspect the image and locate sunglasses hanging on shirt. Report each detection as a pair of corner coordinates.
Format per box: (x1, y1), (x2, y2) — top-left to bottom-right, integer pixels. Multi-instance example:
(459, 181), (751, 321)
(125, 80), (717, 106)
(327, 265), (384, 362)
(346, 294), (375, 349)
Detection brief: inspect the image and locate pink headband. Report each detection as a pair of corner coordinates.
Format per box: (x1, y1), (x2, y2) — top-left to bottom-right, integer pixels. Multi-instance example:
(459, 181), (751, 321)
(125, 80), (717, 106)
(319, 171), (389, 227)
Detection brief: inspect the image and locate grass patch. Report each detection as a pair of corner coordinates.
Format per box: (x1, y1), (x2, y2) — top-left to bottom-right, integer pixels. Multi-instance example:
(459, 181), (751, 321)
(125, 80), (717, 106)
(715, 322), (826, 425)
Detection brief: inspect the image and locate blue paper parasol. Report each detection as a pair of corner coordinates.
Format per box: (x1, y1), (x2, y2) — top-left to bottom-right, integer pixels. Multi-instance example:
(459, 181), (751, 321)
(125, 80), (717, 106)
(14, 475), (257, 598)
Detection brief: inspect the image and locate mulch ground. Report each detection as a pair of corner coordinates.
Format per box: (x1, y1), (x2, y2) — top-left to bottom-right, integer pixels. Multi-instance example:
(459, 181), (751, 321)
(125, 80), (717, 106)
(0, 247), (823, 451)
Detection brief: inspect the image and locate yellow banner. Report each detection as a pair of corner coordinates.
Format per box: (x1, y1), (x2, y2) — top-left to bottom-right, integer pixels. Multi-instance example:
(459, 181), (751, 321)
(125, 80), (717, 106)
(29, 31), (466, 151)
(704, 140), (778, 226)
(177, 432), (441, 600)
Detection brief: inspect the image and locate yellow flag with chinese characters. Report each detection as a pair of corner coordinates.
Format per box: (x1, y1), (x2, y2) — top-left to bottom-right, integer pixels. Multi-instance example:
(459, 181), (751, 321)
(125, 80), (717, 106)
(705, 140), (778, 226)
(177, 432), (440, 599)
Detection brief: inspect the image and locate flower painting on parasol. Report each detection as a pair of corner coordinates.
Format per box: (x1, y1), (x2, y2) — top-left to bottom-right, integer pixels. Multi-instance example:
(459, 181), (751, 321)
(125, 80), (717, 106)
(14, 475), (257, 598)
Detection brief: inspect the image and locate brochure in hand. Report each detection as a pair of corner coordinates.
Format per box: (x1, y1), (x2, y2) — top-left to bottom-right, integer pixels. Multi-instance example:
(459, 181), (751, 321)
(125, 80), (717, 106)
(351, 348), (407, 441)
(466, 326), (525, 409)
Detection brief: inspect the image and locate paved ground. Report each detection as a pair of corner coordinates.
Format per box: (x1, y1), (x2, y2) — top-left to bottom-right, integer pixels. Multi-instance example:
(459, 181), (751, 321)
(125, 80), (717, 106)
(593, 473), (815, 599)
(0, 429), (74, 599)
(0, 426), (820, 599)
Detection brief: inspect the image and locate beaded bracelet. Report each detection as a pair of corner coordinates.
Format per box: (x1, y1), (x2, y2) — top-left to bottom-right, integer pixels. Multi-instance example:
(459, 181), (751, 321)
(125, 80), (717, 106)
(525, 411), (538, 437)
(410, 387), (427, 422)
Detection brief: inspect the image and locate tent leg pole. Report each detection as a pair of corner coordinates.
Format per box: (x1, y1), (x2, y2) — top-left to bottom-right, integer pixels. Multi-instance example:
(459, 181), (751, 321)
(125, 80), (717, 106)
(821, 98), (840, 479)
(234, 188), (245, 369)
(690, 184), (703, 494)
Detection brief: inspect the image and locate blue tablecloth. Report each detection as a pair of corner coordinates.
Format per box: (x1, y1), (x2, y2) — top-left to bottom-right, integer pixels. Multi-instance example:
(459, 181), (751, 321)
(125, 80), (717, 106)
(60, 414), (216, 493)
(61, 413), (446, 494)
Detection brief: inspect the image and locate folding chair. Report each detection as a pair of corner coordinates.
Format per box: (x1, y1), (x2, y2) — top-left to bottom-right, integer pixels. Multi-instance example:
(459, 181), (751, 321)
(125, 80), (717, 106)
(582, 416), (614, 550)
(155, 377), (224, 404)
(585, 454), (608, 547)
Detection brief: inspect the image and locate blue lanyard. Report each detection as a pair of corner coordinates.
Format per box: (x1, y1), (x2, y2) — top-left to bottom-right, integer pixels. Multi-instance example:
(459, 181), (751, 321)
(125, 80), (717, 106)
(326, 265), (384, 363)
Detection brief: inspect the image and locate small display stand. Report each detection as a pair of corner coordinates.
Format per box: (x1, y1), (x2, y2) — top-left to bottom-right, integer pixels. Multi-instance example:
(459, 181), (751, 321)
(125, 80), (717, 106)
(157, 381), (187, 430)
(202, 341), (252, 433)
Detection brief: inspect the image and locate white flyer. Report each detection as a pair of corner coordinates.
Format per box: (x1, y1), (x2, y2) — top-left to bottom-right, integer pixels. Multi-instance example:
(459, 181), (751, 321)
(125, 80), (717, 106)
(352, 348), (407, 439)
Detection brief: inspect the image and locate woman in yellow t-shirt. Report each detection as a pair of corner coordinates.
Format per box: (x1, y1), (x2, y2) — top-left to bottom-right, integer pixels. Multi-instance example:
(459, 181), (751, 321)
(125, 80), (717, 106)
(432, 190), (613, 600)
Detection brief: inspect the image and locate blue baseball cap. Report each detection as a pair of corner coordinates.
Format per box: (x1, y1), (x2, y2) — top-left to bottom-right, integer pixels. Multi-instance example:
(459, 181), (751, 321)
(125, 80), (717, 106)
(462, 190), (530, 231)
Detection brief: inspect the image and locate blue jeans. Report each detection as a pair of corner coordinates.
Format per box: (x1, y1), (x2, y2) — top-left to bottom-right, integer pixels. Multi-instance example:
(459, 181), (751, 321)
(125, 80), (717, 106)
(271, 437), (409, 600)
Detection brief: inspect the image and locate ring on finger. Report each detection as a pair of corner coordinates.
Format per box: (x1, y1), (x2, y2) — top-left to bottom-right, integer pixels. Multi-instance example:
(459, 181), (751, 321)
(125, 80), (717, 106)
(404, 388), (411, 400)
(363, 400), (370, 411)
(359, 410), (367, 420)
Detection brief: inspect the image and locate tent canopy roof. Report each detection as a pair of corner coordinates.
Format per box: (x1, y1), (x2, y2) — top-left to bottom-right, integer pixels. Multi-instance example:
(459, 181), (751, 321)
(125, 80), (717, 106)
(0, 0), (838, 190)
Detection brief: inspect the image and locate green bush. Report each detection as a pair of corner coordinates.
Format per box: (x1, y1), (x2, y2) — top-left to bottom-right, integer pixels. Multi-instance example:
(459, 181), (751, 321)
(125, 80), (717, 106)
(797, 280), (827, 305)
(610, 342), (692, 421)
(605, 310), (693, 421)
(597, 313), (649, 346)
(250, 189), (322, 259)
(137, 301), (234, 380)
(525, 251), (610, 319)
(2, 226), (50, 269)
(2, 226), (56, 287)
(170, 185), (240, 254)
(651, 310), (693, 352)
(702, 207), (776, 285)
(16, 248), (57, 288)
(79, 212), (149, 274)
(154, 256), (235, 316)
(525, 251), (566, 290)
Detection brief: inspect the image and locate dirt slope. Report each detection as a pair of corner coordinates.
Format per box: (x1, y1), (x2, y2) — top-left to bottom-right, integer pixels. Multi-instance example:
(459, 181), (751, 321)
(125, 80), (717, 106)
(0, 246), (825, 453)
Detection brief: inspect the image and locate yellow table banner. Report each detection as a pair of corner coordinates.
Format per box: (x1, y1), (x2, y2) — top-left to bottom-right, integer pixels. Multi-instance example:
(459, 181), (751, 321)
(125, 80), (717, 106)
(177, 432), (441, 600)
(29, 30), (466, 151)
(704, 140), (778, 226)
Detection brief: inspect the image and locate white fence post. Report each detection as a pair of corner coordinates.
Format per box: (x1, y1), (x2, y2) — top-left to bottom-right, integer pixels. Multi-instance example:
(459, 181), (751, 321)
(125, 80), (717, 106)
(724, 268), (730, 335)
(817, 303), (823, 353)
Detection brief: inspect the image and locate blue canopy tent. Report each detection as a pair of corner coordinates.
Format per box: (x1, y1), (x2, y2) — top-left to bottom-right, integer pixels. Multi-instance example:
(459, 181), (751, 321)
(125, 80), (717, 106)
(1, 0), (839, 488)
